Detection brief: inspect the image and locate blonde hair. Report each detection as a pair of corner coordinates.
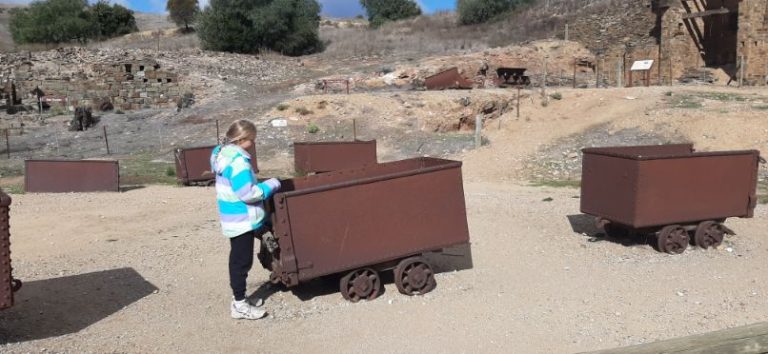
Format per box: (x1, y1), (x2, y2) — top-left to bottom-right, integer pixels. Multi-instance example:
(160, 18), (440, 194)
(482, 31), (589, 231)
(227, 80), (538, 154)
(225, 119), (257, 144)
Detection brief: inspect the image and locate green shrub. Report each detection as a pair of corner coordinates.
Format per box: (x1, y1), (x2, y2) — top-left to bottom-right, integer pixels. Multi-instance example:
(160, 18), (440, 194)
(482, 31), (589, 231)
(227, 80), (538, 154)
(457, 0), (534, 25)
(276, 103), (289, 111)
(166, 166), (176, 177)
(307, 123), (319, 134)
(197, 0), (323, 56)
(295, 107), (312, 115)
(9, 0), (137, 44)
(549, 92), (562, 100)
(360, 0), (421, 28)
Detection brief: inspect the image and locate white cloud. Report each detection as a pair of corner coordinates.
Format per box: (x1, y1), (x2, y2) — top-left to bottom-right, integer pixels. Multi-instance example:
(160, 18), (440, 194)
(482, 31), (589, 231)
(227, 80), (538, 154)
(199, 0), (209, 9)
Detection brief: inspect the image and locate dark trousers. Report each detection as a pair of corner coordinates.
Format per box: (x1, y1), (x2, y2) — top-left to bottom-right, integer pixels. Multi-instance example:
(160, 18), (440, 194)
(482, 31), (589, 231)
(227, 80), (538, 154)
(229, 230), (257, 301)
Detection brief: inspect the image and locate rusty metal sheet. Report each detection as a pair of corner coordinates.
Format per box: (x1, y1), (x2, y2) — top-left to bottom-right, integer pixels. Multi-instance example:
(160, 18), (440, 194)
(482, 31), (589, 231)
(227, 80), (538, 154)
(268, 157), (470, 287)
(0, 190), (14, 310)
(424, 67), (474, 90)
(25, 160), (120, 193)
(293, 140), (377, 174)
(581, 144), (761, 228)
(178, 145), (259, 185)
(175, 145), (216, 185)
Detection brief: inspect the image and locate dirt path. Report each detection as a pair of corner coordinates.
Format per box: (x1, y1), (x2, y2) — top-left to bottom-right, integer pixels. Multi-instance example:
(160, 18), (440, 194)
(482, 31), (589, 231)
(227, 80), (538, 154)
(0, 184), (766, 353)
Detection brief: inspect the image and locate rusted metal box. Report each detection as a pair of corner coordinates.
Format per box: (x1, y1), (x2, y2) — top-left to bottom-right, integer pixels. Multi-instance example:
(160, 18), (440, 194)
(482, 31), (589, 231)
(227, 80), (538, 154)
(581, 144), (762, 254)
(0, 190), (19, 310)
(293, 140), (377, 174)
(175, 145), (216, 186)
(424, 67), (474, 90)
(178, 145), (259, 186)
(25, 159), (120, 193)
(264, 157), (470, 301)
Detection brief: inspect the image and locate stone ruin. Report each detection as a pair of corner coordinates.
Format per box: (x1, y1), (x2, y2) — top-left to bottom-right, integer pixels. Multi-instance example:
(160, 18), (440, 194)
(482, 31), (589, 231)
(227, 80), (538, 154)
(0, 48), (192, 114)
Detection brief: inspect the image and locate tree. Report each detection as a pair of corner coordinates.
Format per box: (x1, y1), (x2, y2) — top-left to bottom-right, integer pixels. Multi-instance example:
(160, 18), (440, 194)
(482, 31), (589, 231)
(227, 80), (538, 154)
(9, 0), (137, 44)
(10, 0), (93, 44)
(197, 0), (323, 56)
(457, 0), (534, 25)
(89, 1), (139, 39)
(359, 0), (421, 28)
(167, 0), (200, 32)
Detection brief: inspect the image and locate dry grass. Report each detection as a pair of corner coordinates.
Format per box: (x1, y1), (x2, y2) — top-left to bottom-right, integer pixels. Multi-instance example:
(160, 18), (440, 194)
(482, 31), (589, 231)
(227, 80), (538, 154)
(319, 0), (634, 60)
(88, 30), (200, 51)
(320, 13), (490, 59)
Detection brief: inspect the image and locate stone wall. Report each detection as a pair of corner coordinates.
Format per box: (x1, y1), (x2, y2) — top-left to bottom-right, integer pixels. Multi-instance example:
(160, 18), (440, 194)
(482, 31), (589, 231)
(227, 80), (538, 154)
(9, 57), (189, 111)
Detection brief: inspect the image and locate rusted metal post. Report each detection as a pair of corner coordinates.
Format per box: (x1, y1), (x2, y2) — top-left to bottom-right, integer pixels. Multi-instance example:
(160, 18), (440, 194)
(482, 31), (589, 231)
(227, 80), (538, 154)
(18, 117), (23, 135)
(216, 119), (220, 143)
(103, 125), (110, 155)
(542, 57), (548, 98)
(474, 114), (482, 148)
(346, 80), (350, 95)
(516, 86), (521, 119)
(4, 129), (8, 159)
(573, 59), (577, 89)
(646, 70), (651, 87)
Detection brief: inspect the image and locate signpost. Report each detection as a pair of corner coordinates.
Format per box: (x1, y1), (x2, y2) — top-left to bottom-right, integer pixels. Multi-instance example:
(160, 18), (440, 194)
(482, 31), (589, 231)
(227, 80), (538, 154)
(629, 60), (654, 87)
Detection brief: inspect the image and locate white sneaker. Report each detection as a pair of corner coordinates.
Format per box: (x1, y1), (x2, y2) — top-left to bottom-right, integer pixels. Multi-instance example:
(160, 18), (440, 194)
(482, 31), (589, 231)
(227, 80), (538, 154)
(231, 298), (267, 320)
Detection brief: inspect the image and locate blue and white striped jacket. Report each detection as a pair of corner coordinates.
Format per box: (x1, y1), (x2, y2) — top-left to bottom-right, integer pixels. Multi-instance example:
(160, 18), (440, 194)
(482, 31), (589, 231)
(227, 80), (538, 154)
(210, 144), (275, 238)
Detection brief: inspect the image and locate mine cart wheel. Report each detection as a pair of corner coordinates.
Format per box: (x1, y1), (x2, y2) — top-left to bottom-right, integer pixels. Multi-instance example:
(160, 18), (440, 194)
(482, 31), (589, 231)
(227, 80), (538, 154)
(657, 225), (689, 255)
(205, 179), (216, 187)
(695, 221), (725, 249)
(394, 257), (437, 296)
(339, 268), (381, 303)
(11, 278), (21, 292)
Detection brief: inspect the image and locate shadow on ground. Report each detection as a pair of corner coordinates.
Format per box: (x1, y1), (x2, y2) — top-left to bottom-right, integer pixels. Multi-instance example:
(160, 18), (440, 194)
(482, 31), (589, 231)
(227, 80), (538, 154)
(255, 243), (475, 302)
(567, 214), (652, 248)
(0, 267), (157, 343)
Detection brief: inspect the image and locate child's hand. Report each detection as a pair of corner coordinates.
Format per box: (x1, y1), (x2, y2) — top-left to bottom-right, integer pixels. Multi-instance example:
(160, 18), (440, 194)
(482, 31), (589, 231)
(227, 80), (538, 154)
(264, 178), (281, 192)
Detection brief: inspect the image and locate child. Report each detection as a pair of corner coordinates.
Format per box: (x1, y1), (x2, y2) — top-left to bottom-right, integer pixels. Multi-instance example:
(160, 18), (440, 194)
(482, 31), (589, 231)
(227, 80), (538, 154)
(210, 119), (281, 320)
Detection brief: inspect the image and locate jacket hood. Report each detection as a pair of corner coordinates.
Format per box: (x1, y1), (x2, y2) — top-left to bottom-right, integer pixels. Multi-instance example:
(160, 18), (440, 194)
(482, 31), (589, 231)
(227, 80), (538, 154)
(211, 144), (249, 175)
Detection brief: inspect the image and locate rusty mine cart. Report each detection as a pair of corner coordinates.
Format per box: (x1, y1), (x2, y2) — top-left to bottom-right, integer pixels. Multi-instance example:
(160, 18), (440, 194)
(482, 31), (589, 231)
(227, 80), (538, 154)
(175, 145), (260, 186)
(581, 144), (764, 254)
(0, 190), (21, 311)
(260, 157), (471, 302)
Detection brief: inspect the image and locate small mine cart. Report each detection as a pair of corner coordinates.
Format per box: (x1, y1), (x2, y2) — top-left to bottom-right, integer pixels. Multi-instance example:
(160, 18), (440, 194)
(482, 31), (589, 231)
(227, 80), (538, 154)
(293, 140), (377, 175)
(581, 144), (763, 254)
(261, 157), (470, 302)
(0, 190), (21, 310)
(175, 145), (259, 186)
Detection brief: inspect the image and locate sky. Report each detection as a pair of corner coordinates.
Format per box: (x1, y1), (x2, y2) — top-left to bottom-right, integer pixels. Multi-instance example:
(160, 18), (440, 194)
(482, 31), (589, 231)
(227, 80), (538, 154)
(1, 0), (456, 17)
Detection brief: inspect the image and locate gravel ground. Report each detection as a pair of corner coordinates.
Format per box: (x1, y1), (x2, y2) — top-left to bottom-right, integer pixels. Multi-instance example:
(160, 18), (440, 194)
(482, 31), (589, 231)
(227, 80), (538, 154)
(0, 184), (766, 353)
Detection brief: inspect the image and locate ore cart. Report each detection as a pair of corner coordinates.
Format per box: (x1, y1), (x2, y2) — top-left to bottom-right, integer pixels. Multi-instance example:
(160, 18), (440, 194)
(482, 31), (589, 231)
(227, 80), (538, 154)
(25, 159), (120, 193)
(293, 140), (377, 175)
(175, 145), (259, 186)
(262, 157), (470, 302)
(581, 144), (763, 254)
(0, 190), (21, 310)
